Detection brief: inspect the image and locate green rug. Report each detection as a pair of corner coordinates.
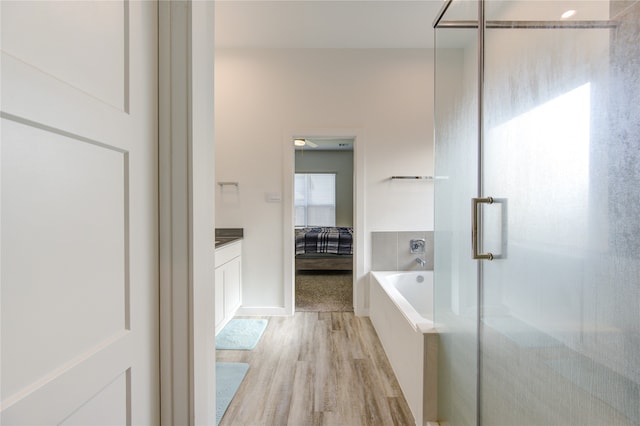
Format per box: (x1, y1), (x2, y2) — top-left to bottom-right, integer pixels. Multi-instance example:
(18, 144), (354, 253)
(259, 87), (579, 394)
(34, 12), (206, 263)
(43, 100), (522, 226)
(216, 319), (268, 350)
(216, 362), (249, 425)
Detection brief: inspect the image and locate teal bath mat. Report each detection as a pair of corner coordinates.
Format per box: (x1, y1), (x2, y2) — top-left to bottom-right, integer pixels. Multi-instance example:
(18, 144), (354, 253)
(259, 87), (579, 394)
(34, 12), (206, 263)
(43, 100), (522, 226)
(216, 362), (249, 425)
(216, 319), (268, 350)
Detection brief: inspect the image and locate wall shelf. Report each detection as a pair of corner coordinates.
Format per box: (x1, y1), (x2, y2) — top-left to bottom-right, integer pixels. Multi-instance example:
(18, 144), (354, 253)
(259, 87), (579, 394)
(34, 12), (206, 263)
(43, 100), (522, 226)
(390, 176), (433, 180)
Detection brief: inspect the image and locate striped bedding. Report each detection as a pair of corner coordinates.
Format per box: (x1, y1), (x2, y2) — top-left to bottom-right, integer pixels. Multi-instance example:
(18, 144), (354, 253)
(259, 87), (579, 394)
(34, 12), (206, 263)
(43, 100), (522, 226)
(295, 227), (353, 256)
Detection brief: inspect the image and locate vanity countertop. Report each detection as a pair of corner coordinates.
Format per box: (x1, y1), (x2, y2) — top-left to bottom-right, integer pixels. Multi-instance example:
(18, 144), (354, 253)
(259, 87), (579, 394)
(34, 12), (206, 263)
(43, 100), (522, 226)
(215, 228), (243, 249)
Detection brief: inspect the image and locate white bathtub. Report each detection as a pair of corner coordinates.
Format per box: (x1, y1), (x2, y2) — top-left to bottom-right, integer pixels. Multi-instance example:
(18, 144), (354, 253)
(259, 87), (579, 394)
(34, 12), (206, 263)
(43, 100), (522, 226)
(370, 271), (438, 426)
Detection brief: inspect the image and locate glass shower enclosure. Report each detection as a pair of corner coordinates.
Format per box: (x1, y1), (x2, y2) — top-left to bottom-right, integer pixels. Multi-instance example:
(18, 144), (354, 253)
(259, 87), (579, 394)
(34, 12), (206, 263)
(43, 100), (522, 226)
(434, 1), (640, 424)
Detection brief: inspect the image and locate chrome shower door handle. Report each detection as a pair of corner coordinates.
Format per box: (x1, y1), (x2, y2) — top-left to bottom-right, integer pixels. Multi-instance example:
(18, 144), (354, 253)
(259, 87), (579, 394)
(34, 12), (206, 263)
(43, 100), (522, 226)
(472, 196), (494, 260)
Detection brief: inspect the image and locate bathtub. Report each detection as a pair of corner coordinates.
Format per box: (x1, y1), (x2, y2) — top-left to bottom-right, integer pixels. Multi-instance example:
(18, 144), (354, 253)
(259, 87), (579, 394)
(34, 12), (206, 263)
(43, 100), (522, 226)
(370, 271), (438, 426)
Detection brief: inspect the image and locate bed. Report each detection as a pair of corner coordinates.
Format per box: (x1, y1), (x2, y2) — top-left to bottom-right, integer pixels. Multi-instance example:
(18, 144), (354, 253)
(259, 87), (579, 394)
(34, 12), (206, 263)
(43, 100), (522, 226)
(295, 227), (353, 271)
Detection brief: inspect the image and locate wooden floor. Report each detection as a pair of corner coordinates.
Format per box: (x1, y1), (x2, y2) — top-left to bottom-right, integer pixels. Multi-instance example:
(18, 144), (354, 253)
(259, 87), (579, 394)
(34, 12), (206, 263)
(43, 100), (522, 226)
(216, 312), (415, 426)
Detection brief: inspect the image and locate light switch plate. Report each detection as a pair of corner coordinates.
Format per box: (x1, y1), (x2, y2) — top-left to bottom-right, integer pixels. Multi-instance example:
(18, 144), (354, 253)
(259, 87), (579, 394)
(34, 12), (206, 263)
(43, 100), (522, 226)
(265, 192), (281, 202)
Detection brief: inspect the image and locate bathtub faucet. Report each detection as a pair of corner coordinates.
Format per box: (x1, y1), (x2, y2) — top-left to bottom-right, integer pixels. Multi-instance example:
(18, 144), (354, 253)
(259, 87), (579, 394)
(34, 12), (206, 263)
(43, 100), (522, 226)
(415, 257), (426, 267)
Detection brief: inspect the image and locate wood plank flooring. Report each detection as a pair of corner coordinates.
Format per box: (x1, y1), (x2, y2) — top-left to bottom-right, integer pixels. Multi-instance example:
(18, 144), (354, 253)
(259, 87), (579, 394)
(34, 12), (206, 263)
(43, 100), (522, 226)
(216, 312), (415, 426)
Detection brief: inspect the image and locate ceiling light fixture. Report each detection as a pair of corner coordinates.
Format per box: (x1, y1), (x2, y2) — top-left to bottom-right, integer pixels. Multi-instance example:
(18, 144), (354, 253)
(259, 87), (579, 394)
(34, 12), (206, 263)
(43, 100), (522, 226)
(294, 139), (306, 146)
(561, 9), (576, 19)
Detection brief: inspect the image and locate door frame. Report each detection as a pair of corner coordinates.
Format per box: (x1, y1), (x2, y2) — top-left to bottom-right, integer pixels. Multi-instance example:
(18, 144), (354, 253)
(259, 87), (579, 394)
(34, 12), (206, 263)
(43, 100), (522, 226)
(282, 128), (366, 316)
(158, 1), (215, 425)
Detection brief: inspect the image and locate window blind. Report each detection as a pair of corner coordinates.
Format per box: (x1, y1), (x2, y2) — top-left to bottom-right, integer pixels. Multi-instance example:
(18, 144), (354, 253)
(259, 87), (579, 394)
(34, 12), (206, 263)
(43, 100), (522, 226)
(294, 173), (336, 227)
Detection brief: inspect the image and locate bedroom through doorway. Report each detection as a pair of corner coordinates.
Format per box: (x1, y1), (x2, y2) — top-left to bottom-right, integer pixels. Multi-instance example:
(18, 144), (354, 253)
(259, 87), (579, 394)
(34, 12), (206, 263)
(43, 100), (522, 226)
(293, 137), (354, 312)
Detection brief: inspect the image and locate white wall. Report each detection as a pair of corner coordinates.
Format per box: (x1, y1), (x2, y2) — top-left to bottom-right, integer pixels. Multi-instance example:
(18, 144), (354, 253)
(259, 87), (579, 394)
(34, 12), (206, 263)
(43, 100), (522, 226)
(214, 48), (434, 309)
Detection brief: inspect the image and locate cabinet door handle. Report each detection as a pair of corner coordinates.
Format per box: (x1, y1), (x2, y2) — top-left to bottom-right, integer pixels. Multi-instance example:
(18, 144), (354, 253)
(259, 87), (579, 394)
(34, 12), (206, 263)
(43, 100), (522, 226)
(472, 197), (494, 260)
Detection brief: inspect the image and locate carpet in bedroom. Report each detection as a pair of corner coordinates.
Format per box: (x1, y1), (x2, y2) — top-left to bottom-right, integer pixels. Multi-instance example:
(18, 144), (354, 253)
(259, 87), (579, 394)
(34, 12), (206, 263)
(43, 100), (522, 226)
(295, 271), (353, 312)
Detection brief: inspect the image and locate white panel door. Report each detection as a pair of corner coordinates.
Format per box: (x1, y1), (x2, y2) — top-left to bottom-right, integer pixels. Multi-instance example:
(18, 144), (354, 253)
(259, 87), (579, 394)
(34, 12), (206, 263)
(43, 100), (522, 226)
(1, 1), (158, 424)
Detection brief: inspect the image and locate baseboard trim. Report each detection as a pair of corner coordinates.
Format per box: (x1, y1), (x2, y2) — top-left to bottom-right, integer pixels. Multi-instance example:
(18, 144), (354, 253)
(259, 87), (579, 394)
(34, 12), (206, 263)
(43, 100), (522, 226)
(357, 307), (370, 317)
(236, 306), (368, 317)
(235, 306), (290, 316)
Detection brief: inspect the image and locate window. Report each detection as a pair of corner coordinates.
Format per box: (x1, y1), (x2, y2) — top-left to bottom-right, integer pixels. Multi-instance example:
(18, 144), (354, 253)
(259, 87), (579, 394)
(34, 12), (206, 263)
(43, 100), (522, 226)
(295, 173), (336, 227)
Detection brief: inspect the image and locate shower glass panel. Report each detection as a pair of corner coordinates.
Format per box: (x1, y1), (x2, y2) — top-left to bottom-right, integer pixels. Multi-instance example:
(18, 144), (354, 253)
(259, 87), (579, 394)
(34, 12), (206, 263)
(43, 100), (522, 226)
(435, 0), (640, 424)
(433, 0), (479, 424)
(481, 1), (640, 424)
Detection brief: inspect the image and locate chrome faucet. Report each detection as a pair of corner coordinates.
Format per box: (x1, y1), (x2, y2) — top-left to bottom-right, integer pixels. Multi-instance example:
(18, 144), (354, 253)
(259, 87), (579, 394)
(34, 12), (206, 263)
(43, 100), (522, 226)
(415, 257), (426, 267)
(410, 239), (426, 254)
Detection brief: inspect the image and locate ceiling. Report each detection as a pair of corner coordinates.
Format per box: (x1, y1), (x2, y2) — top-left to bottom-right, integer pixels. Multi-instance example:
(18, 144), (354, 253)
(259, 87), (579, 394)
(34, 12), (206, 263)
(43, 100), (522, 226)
(214, 1), (447, 49)
(214, 1), (611, 49)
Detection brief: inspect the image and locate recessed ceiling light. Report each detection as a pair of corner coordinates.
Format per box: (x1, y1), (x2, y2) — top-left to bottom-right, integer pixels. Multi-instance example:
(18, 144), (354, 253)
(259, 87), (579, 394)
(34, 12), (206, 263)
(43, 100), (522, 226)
(561, 9), (576, 19)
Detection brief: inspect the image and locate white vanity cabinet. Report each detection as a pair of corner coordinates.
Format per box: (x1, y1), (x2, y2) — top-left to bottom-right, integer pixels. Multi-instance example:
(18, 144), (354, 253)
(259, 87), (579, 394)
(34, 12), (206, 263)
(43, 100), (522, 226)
(215, 240), (242, 334)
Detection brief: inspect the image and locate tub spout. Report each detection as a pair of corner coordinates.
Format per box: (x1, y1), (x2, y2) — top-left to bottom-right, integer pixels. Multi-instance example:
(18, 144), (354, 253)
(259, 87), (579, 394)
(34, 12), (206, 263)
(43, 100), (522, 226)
(415, 257), (426, 267)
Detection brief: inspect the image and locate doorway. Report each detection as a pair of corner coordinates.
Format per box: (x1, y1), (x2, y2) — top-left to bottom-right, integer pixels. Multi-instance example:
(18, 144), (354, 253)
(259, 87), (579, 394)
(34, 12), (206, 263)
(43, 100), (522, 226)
(292, 137), (355, 312)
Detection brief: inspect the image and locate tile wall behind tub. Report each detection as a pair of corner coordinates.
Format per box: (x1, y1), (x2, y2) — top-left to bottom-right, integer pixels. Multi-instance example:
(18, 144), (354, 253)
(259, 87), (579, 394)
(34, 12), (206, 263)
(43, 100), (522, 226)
(372, 231), (434, 271)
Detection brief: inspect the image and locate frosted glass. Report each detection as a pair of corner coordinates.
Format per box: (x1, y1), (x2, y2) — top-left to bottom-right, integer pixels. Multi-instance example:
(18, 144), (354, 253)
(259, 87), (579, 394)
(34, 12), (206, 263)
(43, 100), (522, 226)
(480, 1), (640, 424)
(434, 23), (479, 426)
(435, 1), (640, 425)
